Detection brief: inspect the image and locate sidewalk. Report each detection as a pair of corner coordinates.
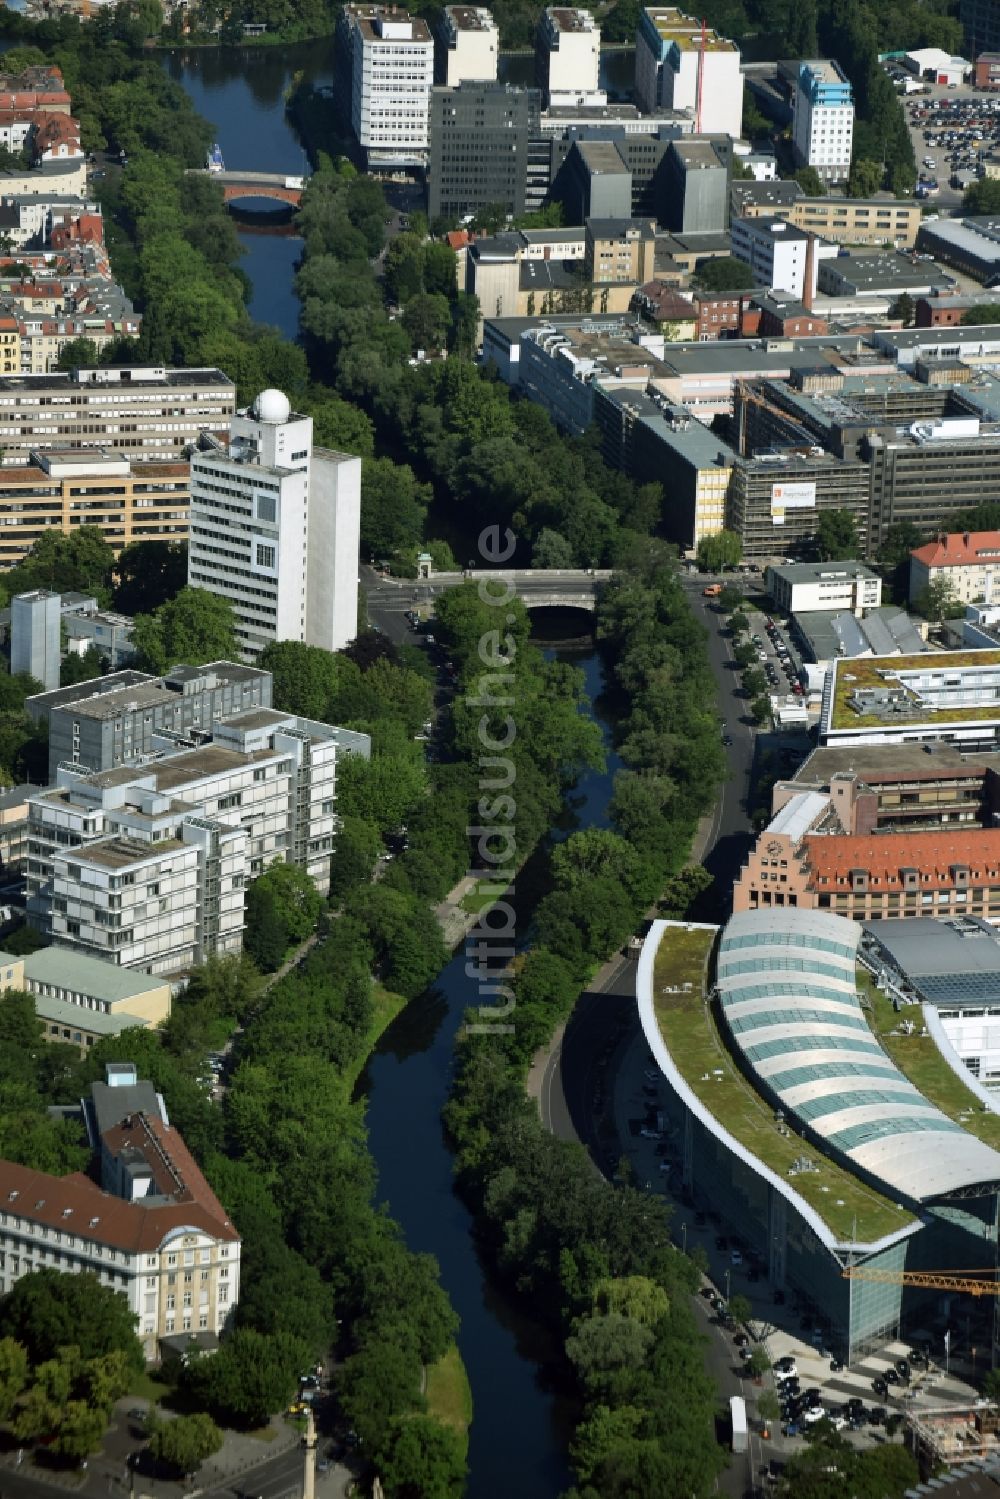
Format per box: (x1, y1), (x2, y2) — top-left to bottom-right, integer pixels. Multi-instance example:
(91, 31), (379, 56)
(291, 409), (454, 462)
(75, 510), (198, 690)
(434, 876), (480, 950)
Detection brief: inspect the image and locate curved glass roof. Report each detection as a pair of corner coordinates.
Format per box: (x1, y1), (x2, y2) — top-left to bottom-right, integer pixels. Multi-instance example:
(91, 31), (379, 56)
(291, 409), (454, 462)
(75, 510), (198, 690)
(718, 910), (1000, 1203)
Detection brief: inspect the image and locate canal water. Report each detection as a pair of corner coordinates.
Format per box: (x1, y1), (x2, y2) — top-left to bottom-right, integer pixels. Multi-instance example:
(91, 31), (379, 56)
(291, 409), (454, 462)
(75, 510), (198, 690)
(359, 647), (621, 1497)
(164, 39), (637, 337)
(165, 46), (625, 1492)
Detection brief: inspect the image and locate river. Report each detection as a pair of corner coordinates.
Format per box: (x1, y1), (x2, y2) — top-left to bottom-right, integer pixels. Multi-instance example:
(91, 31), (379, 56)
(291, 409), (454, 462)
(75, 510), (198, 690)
(360, 646), (621, 1497)
(163, 40), (636, 339)
(165, 47), (624, 1493)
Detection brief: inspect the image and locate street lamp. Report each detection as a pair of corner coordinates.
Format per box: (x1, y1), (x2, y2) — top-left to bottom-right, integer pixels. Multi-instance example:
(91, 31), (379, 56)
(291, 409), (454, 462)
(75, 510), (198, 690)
(681, 1222), (688, 1255)
(725, 1267), (731, 1304)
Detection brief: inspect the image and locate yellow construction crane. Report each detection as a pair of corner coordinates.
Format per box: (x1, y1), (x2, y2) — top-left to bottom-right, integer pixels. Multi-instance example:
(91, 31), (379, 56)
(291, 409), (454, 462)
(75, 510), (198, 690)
(842, 1266), (1000, 1298)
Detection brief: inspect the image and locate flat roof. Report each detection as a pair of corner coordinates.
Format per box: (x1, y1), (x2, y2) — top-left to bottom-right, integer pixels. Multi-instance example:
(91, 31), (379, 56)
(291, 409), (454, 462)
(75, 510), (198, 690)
(829, 648), (1000, 731)
(769, 559), (878, 584)
(863, 916), (1000, 1009)
(76, 836), (186, 870)
(795, 741), (1000, 784)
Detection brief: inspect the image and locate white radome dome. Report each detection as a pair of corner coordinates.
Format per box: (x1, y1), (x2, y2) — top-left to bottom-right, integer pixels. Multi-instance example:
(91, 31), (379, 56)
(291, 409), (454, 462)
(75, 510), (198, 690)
(253, 388), (291, 423)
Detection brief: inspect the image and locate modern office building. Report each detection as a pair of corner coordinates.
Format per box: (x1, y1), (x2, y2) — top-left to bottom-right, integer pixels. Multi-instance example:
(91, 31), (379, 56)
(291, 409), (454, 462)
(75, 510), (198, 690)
(0, 450), (190, 568)
(788, 742), (1000, 835)
(535, 7), (604, 109)
(26, 705), (370, 967)
(595, 385), (734, 546)
(909, 531), (1000, 606)
(818, 649), (1000, 750)
(641, 911), (1000, 1362)
(0, 1061), (241, 1360)
(434, 4), (498, 84)
(0, 366), (235, 467)
(188, 390), (361, 663)
(11, 589), (60, 689)
(862, 916), (1000, 1094)
(660, 139), (728, 233)
(634, 6), (742, 136)
(428, 82), (541, 222)
(27, 661), (273, 781)
(963, 0), (1000, 57)
(765, 560), (883, 616)
(792, 60), (854, 185)
(730, 217), (821, 302)
(337, 3), (435, 169)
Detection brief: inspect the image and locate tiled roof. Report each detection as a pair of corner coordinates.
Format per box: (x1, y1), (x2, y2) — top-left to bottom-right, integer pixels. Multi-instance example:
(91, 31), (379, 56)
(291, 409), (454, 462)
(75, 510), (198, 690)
(802, 829), (1000, 888)
(0, 1152), (238, 1254)
(912, 530), (1000, 568)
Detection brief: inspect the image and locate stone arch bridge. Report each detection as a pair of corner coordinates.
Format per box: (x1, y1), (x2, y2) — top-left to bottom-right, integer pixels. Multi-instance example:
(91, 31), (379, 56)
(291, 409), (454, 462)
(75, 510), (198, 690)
(191, 170), (305, 207)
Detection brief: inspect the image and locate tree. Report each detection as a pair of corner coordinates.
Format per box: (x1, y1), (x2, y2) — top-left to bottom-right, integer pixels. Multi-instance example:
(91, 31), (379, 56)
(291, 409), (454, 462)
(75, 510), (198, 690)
(814, 508), (859, 561)
(307, 394), (375, 457)
(112, 540), (187, 615)
(337, 1339), (424, 1451)
(746, 1346), (771, 1380)
(0, 1336), (28, 1419)
(962, 304), (1000, 326)
(244, 861), (324, 969)
(728, 1294), (752, 1326)
(847, 158), (884, 198)
(693, 257), (755, 292)
(376, 1416), (465, 1499)
(965, 177), (1000, 215)
(184, 1329), (310, 1428)
(890, 292), (915, 327)
(422, 242), (458, 299)
(697, 530), (742, 572)
(0, 1270), (143, 1370)
(751, 695), (771, 725)
(916, 575), (964, 625)
(757, 1389), (781, 1427)
(794, 166), (826, 196)
(147, 1412), (223, 1474)
(132, 588), (238, 674)
(361, 457), (431, 559)
(718, 583), (744, 612)
(328, 815), (381, 903)
(60, 645), (104, 687)
(402, 293), (452, 354)
(56, 336), (99, 371)
(593, 1276), (670, 1327)
(742, 667), (767, 698)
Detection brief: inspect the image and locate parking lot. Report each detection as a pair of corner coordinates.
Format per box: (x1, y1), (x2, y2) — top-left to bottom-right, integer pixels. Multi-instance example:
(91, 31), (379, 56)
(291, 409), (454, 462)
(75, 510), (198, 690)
(902, 79), (1000, 208)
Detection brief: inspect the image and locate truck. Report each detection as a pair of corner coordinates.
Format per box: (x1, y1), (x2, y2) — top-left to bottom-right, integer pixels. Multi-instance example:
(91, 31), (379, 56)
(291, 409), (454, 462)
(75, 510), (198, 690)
(730, 1394), (748, 1454)
(703, 583), (722, 597)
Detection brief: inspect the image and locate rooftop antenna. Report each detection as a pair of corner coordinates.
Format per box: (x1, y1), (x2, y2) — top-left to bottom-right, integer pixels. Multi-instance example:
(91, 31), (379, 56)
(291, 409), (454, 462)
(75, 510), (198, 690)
(695, 16), (706, 135)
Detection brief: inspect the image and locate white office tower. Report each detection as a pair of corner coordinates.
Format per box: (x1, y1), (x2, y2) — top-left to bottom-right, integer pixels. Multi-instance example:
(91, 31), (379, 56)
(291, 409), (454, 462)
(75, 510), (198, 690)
(188, 390), (361, 663)
(11, 590), (60, 690)
(341, 4), (435, 168)
(634, 7), (742, 137)
(437, 5), (499, 85)
(792, 60), (854, 185)
(535, 8), (606, 108)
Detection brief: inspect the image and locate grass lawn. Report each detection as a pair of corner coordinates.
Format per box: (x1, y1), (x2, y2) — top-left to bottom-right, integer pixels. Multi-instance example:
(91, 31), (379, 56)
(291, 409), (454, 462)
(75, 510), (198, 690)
(460, 883), (503, 916)
(425, 1344), (472, 1456)
(858, 966), (1000, 1150)
(652, 924), (914, 1244)
(128, 1369), (171, 1403)
(831, 650), (1000, 730)
(337, 983), (407, 1100)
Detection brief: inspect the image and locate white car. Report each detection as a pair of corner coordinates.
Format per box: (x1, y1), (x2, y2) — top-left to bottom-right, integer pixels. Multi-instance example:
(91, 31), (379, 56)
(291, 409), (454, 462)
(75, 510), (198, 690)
(803, 1405), (827, 1424)
(774, 1360), (798, 1381)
